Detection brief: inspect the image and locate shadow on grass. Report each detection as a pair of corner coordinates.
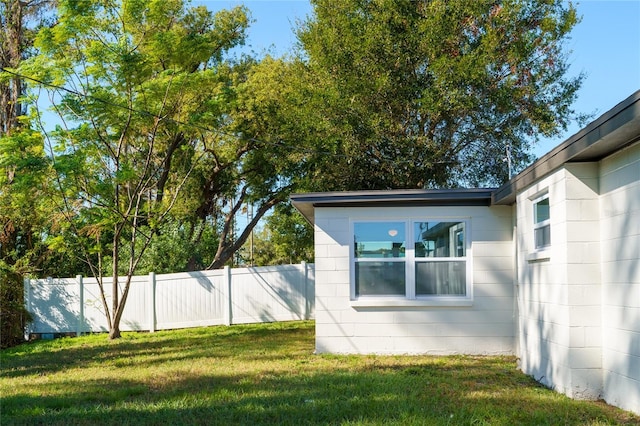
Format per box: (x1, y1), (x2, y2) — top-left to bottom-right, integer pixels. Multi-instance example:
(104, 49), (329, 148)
(2, 322), (310, 379)
(4, 362), (636, 425)
(2, 322), (638, 425)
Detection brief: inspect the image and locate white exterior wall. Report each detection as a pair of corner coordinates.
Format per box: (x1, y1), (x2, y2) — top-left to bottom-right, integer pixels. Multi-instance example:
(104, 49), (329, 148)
(516, 168), (570, 394)
(516, 163), (603, 400)
(599, 142), (640, 414)
(314, 205), (515, 355)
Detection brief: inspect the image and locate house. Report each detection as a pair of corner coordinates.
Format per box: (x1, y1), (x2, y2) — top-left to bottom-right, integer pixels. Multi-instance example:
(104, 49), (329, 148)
(291, 90), (640, 414)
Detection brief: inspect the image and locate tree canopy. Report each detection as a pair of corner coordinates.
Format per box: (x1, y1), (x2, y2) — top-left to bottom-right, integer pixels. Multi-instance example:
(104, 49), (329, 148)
(294, 0), (584, 189)
(17, 0), (265, 337)
(1, 0), (587, 341)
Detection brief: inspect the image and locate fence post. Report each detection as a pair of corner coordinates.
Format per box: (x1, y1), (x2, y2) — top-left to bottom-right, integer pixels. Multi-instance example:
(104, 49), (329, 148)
(76, 275), (84, 336)
(23, 277), (31, 340)
(148, 272), (156, 332)
(301, 261), (310, 320)
(223, 266), (232, 325)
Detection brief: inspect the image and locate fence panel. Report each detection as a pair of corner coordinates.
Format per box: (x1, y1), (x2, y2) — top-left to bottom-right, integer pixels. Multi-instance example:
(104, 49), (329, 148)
(24, 263), (314, 336)
(155, 270), (226, 330)
(26, 277), (79, 334)
(80, 277), (109, 333)
(230, 264), (312, 324)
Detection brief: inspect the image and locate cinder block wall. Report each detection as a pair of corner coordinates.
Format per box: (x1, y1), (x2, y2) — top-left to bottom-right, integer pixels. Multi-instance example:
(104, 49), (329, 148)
(599, 141), (640, 414)
(314, 205), (515, 355)
(516, 163), (602, 400)
(563, 162), (603, 400)
(517, 168), (573, 396)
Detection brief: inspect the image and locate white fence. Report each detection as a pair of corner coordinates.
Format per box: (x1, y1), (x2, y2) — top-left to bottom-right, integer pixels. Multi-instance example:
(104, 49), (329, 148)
(24, 263), (314, 337)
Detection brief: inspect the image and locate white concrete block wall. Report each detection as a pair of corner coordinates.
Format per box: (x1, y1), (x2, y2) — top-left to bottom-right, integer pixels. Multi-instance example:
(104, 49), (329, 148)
(599, 141), (640, 414)
(314, 205), (515, 355)
(563, 163), (603, 400)
(516, 169), (572, 394)
(516, 163), (604, 400)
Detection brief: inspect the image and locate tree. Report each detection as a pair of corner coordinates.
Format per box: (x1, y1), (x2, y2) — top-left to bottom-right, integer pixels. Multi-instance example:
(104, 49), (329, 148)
(21, 0), (253, 338)
(133, 218), (220, 273)
(1, 0), (55, 137)
(248, 203), (313, 266)
(295, 0), (585, 189)
(200, 55), (331, 269)
(1, 0), (56, 347)
(1, 0), (56, 271)
(0, 265), (32, 348)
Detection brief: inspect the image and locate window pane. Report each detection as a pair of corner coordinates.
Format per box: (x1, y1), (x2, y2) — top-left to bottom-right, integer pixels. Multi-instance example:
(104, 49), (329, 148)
(355, 262), (406, 296)
(414, 222), (465, 258)
(354, 222), (405, 258)
(534, 197), (550, 223)
(535, 224), (551, 249)
(415, 261), (466, 296)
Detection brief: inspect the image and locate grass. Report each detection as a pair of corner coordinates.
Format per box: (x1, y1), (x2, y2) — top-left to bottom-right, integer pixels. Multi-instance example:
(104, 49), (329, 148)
(1, 321), (638, 425)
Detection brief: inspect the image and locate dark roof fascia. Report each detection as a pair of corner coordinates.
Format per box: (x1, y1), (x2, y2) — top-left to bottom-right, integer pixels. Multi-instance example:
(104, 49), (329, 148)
(292, 90), (640, 221)
(291, 189), (495, 225)
(492, 90), (640, 205)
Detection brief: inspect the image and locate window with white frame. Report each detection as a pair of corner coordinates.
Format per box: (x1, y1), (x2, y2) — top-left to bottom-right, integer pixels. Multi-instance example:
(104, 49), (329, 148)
(533, 193), (551, 249)
(352, 219), (470, 300)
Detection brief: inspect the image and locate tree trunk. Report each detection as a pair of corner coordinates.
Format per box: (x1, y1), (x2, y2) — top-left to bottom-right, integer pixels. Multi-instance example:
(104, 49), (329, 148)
(0, 1), (41, 270)
(0, 1), (24, 266)
(208, 195), (285, 269)
(1, 0), (25, 136)
(109, 218), (121, 339)
(109, 325), (121, 339)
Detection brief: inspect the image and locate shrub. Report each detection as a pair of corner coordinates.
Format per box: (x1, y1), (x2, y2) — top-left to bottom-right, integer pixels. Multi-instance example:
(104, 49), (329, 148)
(0, 266), (32, 348)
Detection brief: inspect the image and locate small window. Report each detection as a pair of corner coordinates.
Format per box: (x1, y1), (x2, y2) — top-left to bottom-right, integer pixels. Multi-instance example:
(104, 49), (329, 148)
(533, 194), (551, 249)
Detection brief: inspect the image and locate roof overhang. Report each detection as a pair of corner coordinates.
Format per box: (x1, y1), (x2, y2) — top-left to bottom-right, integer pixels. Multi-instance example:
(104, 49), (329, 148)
(492, 90), (640, 205)
(291, 90), (640, 222)
(291, 188), (494, 225)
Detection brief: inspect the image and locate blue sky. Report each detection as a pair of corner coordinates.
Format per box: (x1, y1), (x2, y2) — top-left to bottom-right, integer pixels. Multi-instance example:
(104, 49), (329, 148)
(199, 0), (640, 158)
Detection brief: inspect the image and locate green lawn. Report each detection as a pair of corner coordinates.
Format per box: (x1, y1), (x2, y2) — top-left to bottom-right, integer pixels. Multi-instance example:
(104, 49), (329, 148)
(1, 321), (638, 425)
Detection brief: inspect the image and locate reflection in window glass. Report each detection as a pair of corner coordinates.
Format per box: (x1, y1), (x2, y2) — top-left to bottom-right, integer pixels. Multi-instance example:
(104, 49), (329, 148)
(415, 261), (466, 296)
(414, 222), (465, 258)
(533, 195), (551, 249)
(534, 197), (550, 224)
(354, 222), (405, 258)
(356, 262), (406, 296)
(352, 220), (469, 300)
(535, 224), (551, 248)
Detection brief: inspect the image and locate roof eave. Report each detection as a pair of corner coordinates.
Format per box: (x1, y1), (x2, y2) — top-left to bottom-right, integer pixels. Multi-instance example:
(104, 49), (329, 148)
(493, 90), (640, 205)
(291, 189), (495, 225)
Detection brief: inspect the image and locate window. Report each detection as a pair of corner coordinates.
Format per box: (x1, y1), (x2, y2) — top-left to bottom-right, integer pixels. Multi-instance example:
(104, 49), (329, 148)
(352, 220), (470, 301)
(353, 221), (406, 296)
(533, 194), (551, 249)
(414, 222), (467, 296)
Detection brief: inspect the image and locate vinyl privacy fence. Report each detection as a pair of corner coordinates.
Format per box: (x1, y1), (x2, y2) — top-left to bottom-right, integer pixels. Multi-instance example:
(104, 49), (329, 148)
(24, 263), (314, 337)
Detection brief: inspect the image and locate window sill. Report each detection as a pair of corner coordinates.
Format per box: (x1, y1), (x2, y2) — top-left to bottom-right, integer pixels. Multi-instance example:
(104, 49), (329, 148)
(527, 250), (551, 263)
(350, 298), (473, 308)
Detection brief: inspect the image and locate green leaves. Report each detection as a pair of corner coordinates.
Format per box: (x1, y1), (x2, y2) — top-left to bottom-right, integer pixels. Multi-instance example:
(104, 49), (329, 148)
(249, 203), (313, 266)
(10, 0), (261, 335)
(295, 0), (583, 188)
